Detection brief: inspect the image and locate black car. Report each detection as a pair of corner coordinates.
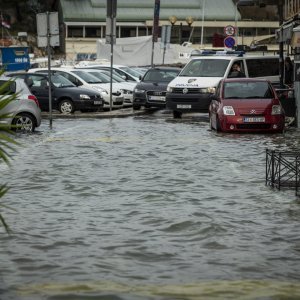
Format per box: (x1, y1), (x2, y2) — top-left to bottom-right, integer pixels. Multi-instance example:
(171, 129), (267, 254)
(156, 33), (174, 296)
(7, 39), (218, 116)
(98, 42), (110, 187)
(132, 66), (181, 110)
(7, 73), (104, 114)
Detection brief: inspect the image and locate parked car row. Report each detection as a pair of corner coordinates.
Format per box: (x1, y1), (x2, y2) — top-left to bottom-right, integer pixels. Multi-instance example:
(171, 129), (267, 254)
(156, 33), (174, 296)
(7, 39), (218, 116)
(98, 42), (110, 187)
(0, 56), (289, 134)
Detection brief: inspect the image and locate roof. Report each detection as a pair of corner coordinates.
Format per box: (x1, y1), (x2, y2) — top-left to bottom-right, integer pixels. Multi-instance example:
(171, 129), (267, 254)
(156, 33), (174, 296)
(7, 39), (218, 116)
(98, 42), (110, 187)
(59, 0), (239, 22)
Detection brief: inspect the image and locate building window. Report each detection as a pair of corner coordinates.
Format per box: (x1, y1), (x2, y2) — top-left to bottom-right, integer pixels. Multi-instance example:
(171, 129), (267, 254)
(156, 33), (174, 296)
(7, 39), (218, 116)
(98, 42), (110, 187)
(138, 27), (147, 36)
(120, 27), (137, 37)
(68, 26), (83, 38)
(85, 27), (102, 38)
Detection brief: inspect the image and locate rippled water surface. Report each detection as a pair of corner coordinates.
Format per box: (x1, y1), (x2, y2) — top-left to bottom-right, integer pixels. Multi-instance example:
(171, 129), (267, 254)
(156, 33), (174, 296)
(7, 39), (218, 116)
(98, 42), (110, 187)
(1, 113), (300, 300)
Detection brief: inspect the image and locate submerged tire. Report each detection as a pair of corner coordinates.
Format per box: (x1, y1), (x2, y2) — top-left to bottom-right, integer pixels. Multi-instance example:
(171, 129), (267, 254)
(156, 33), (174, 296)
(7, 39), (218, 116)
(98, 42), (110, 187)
(12, 113), (36, 133)
(133, 105), (141, 110)
(173, 110), (182, 119)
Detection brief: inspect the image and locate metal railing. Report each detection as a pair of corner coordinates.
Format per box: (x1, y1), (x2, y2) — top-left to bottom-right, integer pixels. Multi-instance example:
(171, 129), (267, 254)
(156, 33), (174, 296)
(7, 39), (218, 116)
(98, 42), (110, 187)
(266, 149), (300, 196)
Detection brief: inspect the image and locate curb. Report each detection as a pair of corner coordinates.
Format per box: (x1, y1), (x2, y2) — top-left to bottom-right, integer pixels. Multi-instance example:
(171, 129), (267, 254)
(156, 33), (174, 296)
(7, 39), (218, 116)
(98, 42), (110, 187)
(41, 108), (147, 119)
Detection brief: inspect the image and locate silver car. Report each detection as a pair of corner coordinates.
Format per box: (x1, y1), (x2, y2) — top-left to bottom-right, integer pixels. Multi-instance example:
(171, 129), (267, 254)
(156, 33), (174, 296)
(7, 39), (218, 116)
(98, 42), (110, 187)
(0, 76), (42, 132)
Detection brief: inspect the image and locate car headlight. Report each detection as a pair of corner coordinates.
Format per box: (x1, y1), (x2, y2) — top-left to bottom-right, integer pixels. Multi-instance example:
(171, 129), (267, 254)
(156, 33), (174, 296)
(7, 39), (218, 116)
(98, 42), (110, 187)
(272, 105), (282, 115)
(121, 89), (132, 94)
(80, 94), (91, 100)
(167, 86), (173, 92)
(199, 87), (215, 93)
(223, 106), (235, 115)
(134, 88), (145, 93)
(207, 87), (216, 94)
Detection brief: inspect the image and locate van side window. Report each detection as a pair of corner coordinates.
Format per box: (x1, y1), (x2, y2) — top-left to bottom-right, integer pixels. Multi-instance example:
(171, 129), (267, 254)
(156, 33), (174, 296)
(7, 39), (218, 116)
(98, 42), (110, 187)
(246, 58), (279, 78)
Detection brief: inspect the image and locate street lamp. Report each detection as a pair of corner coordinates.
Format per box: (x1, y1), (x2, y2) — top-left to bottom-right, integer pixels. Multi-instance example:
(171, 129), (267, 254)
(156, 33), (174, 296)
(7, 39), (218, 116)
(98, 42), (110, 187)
(169, 15), (177, 43)
(169, 15), (177, 26)
(186, 16), (194, 27)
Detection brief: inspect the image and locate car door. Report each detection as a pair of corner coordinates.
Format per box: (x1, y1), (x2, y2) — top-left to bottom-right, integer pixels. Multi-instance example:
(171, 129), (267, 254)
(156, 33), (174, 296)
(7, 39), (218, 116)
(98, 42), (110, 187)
(24, 74), (52, 111)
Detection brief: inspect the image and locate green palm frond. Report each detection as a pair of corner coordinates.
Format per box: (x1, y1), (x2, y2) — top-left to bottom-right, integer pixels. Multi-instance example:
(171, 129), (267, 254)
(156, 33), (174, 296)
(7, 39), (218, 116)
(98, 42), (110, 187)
(0, 70), (20, 233)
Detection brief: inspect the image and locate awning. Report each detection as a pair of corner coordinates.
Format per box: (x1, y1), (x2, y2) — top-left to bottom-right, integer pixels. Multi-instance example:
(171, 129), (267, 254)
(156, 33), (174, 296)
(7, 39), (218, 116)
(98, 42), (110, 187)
(277, 22), (295, 43)
(292, 25), (300, 47)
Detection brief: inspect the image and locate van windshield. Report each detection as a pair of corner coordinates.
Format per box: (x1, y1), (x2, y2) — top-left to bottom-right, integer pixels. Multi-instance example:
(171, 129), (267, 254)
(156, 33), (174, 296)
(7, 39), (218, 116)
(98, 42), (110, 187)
(180, 59), (229, 77)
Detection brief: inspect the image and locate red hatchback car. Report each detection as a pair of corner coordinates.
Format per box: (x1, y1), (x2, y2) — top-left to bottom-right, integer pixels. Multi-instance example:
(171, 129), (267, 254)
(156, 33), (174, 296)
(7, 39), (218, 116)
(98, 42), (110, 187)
(209, 78), (285, 133)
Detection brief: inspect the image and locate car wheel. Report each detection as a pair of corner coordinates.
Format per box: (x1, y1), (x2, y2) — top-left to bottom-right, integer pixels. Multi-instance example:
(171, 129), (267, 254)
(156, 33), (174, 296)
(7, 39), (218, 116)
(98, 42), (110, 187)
(133, 105), (141, 110)
(59, 99), (75, 114)
(173, 110), (182, 119)
(12, 113), (36, 133)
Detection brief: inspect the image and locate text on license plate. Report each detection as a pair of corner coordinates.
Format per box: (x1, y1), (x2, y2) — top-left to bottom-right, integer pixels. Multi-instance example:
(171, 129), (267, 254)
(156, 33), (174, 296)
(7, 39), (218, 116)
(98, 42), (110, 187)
(243, 117), (265, 122)
(177, 104), (191, 109)
(149, 95), (166, 101)
(94, 101), (102, 105)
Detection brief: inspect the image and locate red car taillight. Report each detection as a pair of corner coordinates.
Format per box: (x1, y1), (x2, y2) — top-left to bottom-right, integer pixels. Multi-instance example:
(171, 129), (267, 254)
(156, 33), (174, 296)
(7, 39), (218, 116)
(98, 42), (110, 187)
(28, 95), (40, 107)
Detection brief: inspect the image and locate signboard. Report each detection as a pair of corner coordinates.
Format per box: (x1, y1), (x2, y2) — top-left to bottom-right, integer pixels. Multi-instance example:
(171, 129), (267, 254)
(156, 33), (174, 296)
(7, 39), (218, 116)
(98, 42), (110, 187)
(106, 17), (116, 44)
(224, 25), (235, 36)
(0, 47), (30, 71)
(161, 25), (171, 47)
(36, 12), (60, 47)
(224, 36), (236, 48)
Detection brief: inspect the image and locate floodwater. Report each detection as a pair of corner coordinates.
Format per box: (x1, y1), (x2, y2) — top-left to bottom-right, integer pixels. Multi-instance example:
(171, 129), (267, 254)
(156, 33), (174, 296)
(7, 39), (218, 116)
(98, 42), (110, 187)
(1, 112), (300, 300)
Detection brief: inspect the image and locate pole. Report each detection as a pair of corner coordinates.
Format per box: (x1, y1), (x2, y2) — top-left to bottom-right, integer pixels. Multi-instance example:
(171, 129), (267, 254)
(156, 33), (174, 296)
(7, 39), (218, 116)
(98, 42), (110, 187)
(278, 0), (284, 88)
(107, 0), (116, 111)
(110, 16), (113, 112)
(235, 2), (238, 47)
(151, 0), (160, 67)
(200, 0), (206, 48)
(47, 11), (52, 129)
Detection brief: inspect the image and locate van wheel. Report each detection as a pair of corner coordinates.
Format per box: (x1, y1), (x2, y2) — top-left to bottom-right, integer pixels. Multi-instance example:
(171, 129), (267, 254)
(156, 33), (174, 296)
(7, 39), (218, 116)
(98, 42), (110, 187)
(173, 110), (182, 119)
(59, 99), (75, 114)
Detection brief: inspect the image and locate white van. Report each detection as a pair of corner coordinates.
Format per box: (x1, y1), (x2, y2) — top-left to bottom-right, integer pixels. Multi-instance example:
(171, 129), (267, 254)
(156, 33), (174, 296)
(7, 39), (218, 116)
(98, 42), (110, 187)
(166, 51), (279, 118)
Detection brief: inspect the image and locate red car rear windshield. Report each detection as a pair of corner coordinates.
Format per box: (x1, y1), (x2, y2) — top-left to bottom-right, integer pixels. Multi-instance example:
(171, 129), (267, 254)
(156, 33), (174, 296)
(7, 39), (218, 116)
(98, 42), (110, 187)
(224, 81), (274, 99)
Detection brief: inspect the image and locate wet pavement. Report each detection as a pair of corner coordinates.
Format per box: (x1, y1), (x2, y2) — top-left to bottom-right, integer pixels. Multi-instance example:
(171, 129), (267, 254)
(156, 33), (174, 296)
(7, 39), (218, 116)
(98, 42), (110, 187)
(1, 109), (300, 300)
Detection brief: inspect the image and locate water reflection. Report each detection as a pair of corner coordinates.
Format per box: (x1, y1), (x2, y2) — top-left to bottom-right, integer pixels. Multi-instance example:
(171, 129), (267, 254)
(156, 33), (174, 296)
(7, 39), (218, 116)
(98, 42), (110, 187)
(0, 116), (300, 300)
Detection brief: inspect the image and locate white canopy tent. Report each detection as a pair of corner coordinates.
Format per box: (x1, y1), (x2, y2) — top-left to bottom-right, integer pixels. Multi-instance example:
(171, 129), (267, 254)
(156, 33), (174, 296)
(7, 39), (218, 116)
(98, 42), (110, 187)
(96, 36), (195, 66)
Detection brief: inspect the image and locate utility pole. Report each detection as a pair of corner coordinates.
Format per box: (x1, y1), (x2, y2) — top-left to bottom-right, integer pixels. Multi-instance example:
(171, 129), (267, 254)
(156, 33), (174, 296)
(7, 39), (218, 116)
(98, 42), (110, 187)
(106, 0), (117, 111)
(151, 0), (160, 67)
(278, 0), (284, 88)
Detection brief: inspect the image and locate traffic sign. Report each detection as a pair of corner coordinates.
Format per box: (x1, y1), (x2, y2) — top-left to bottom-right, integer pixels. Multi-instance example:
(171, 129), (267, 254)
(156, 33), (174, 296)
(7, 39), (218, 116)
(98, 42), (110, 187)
(224, 25), (236, 36)
(224, 36), (236, 48)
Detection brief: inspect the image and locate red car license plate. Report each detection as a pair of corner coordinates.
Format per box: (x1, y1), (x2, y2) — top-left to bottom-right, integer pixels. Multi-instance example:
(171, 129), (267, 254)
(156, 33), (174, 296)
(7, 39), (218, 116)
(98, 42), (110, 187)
(243, 117), (265, 123)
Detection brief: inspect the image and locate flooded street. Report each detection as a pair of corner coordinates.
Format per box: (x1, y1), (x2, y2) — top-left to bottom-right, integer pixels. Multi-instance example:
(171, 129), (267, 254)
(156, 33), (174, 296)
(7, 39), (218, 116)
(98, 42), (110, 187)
(1, 112), (300, 300)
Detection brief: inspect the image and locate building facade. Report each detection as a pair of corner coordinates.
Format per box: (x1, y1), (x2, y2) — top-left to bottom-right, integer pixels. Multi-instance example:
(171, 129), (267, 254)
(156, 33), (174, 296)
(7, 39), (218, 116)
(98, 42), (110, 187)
(55, 0), (280, 61)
